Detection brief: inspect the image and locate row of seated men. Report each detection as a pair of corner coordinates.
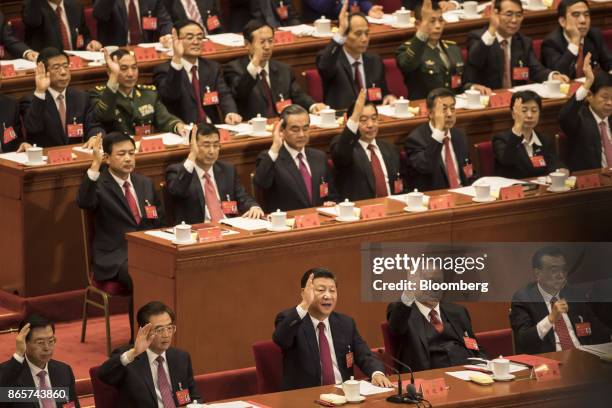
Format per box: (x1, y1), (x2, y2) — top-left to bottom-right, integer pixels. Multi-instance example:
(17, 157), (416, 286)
(1, 246), (610, 406)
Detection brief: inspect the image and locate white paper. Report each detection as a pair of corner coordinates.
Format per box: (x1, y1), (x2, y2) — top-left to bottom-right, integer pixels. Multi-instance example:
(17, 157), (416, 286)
(278, 24), (315, 36)
(445, 370), (484, 381)
(442, 12), (460, 23)
(137, 42), (171, 53)
(316, 206), (361, 218)
(450, 176), (525, 197)
(219, 217), (271, 231)
(207, 33), (245, 47)
(72, 147), (93, 154)
(387, 193), (430, 206)
(0, 152), (49, 164)
(216, 123), (253, 135)
(65, 50), (104, 61)
(366, 14), (396, 25)
(334, 380), (394, 396)
(455, 93), (489, 110)
(579, 342), (612, 357)
(376, 104), (416, 118)
(145, 230), (177, 241)
(142, 133), (186, 146)
(202, 401), (254, 408)
(0, 59), (36, 70)
(509, 83), (568, 99)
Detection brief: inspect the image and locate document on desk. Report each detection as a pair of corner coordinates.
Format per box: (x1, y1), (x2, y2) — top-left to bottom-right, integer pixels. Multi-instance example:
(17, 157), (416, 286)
(219, 217), (271, 231)
(450, 176), (525, 198)
(366, 14), (396, 25)
(0, 152), (48, 164)
(203, 401), (255, 408)
(65, 50), (104, 61)
(207, 33), (245, 47)
(216, 123), (253, 135)
(334, 380), (394, 395)
(579, 342), (612, 357)
(278, 24), (315, 36)
(446, 370), (485, 381)
(0, 59), (36, 70)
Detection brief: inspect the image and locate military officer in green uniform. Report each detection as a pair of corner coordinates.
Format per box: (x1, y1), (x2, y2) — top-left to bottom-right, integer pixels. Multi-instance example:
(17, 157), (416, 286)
(91, 48), (187, 137)
(396, 0), (491, 100)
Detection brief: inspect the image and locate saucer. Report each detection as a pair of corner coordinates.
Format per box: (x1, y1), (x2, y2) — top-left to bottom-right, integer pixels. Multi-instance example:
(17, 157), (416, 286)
(542, 92), (566, 99)
(460, 13), (481, 20)
(316, 123), (340, 129)
(24, 160), (47, 166)
(547, 186), (571, 193)
(524, 5), (548, 11)
(492, 373), (515, 381)
(335, 215), (360, 222)
(171, 238), (197, 245)
(464, 103), (484, 110)
(472, 196), (496, 203)
(392, 112), (415, 119)
(266, 225), (291, 232)
(312, 32), (334, 38)
(391, 23), (414, 29)
(250, 131), (272, 137)
(403, 206), (427, 213)
(347, 395), (366, 403)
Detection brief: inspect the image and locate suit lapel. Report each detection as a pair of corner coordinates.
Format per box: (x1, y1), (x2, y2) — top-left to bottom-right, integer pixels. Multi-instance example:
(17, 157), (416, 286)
(131, 174), (148, 218)
(305, 149), (321, 201)
(329, 314), (346, 378)
(268, 62), (280, 103)
(302, 316), (321, 381)
(356, 144), (376, 193)
(16, 362), (37, 408)
(511, 34), (525, 71)
(166, 348), (181, 403)
(410, 306), (430, 356)
(279, 146), (310, 206)
(191, 166), (206, 213)
(101, 170), (136, 224)
(213, 162), (229, 201)
(65, 1), (79, 46)
(450, 131), (465, 182)
(45, 91), (67, 144)
(135, 353), (158, 405)
(339, 51), (358, 98)
(528, 284), (556, 345)
(379, 142), (396, 187)
(441, 304), (465, 340)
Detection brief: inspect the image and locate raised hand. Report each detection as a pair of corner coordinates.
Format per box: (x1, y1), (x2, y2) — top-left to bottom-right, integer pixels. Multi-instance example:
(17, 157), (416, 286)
(583, 52), (594, 89)
(299, 273), (315, 311)
(15, 323), (30, 356)
(488, 8), (500, 36)
(86, 40), (103, 51)
(511, 97), (525, 136)
(418, 0), (434, 36)
(83, 132), (102, 150)
(225, 112), (242, 125)
(431, 98), (446, 131)
(270, 119), (284, 154)
(35, 62), (51, 94)
(187, 124), (199, 162)
(243, 206), (265, 219)
(103, 48), (120, 78)
(350, 88), (367, 124)
(548, 299), (569, 324)
(171, 28), (184, 64)
(338, 0), (350, 36)
(91, 134), (104, 171)
(133, 323), (155, 356)
(24, 50), (39, 62)
(368, 5), (384, 19)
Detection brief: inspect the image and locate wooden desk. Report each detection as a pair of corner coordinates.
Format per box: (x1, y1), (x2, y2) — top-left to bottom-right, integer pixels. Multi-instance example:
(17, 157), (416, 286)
(218, 350), (612, 408)
(127, 173), (612, 373)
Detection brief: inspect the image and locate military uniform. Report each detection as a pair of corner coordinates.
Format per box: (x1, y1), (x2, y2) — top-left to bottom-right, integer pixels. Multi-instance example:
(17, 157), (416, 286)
(396, 36), (466, 100)
(90, 83), (182, 136)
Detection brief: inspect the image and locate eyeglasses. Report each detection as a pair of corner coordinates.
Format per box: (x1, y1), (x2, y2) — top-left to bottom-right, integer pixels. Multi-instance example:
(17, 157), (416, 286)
(358, 115), (378, 124)
(153, 324), (176, 335)
(180, 34), (205, 42)
(31, 337), (57, 347)
(499, 11), (523, 19)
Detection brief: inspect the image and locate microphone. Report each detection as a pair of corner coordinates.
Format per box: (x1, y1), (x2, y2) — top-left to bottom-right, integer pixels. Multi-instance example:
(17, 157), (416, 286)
(375, 350), (421, 404)
(377, 350), (422, 403)
(372, 349), (403, 401)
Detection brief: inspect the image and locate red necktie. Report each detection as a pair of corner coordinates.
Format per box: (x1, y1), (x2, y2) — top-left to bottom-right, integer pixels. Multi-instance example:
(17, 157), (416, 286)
(55, 5), (71, 50)
(575, 45), (584, 78)
(297, 152), (313, 204)
(429, 309), (444, 334)
(500, 39), (511, 89)
(259, 69), (276, 117)
(203, 173), (224, 222)
(191, 66), (207, 123)
(367, 144), (387, 197)
(599, 121), (612, 168)
(317, 322), (335, 385)
(156, 356), (177, 408)
(550, 297), (575, 350)
(352, 61), (363, 94)
(443, 137), (460, 189)
(36, 371), (55, 408)
(123, 181), (141, 224)
(128, 0), (142, 45)
(57, 94), (67, 133)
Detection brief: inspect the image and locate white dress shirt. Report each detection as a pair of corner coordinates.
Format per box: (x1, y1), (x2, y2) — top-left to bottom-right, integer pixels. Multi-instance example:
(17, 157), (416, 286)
(575, 86), (612, 167)
(429, 122), (461, 187)
(170, 58), (199, 84)
(357, 137), (390, 196)
(87, 170), (142, 217)
(415, 301), (442, 325)
(120, 349), (171, 408)
(12, 354), (51, 408)
(246, 60), (271, 86)
(513, 130), (543, 158)
(342, 48), (366, 90)
(183, 159), (224, 221)
(535, 284), (581, 350)
(34, 87), (67, 117)
(268, 141), (312, 174)
(48, 1), (72, 49)
(562, 31), (584, 57)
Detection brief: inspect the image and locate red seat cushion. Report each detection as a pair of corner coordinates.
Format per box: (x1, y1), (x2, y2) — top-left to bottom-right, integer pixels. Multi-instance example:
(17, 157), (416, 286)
(604, 29), (612, 51)
(475, 141), (495, 177)
(303, 69), (324, 103)
(252, 340), (283, 394)
(383, 58), (408, 98)
(195, 367), (257, 403)
(92, 278), (130, 296)
(89, 366), (120, 408)
(8, 18), (24, 42)
(476, 328), (514, 357)
(380, 321), (402, 372)
(84, 7), (97, 41)
(378, 0), (402, 12)
(532, 38), (543, 61)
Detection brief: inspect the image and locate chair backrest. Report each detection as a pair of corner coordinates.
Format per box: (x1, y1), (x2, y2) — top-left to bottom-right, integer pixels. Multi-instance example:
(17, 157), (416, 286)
(378, 0), (402, 12)
(80, 209), (95, 286)
(302, 69), (324, 103)
(380, 321), (402, 371)
(89, 366), (120, 408)
(554, 132), (567, 164)
(461, 47), (468, 62)
(605, 29), (612, 51)
(475, 328), (514, 358)
(84, 7), (98, 41)
(250, 172), (266, 211)
(382, 58), (408, 98)
(194, 367), (257, 403)
(532, 38), (543, 60)
(252, 340), (283, 394)
(159, 181), (176, 226)
(474, 141), (495, 177)
(7, 18), (24, 42)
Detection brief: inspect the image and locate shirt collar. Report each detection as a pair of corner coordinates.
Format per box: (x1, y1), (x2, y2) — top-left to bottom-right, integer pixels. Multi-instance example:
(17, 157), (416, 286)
(109, 170), (133, 190)
(589, 106), (608, 126)
(47, 1), (64, 11)
(181, 58), (199, 74)
(146, 349), (167, 366)
(428, 122), (450, 139)
(537, 283), (560, 303)
(25, 355), (48, 377)
(358, 138), (379, 151)
(562, 30), (584, 46)
(523, 131), (542, 147)
(496, 32), (512, 46)
(194, 162), (214, 180)
(283, 141), (306, 160)
(309, 314), (330, 333)
(342, 48), (363, 66)
(48, 87), (66, 101)
(415, 301), (441, 321)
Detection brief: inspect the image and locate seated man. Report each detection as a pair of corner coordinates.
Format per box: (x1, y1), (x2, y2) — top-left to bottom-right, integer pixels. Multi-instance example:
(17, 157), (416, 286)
(387, 267), (487, 372)
(302, 0), (383, 22)
(154, 21), (241, 125)
(164, 0), (226, 34)
(0, 72), (26, 153)
(254, 104), (337, 212)
(317, 1), (394, 110)
(224, 20), (323, 119)
(402, 0), (463, 13)
(250, 0), (301, 28)
(493, 90), (566, 179)
(98, 301), (201, 406)
(403, 88), (473, 192)
(165, 123), (263, 224)
(0, 10), (37, 60)
(559, 55), (612, 171)
(0, 314), (80, 407)
(510, 246), (612, 354)
(91, 49), (186, 137)
(76, 132), (165, 341)
(541, 0), (611, 79)
(21, 47), (104, 148)
(274, 267), (392, 390)
(331, 89), (402, 201)
(464, 0), (568, 90)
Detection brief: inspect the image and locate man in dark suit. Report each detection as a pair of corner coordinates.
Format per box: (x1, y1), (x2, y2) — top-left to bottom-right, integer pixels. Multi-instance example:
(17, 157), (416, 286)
(402, 0), (462, 12)
(541, 0), (611, 79)
(0, 71), (26, 153)
(316, 1), (394, 111)
(22, 0), (102, 52)
(303, 0), (383, 22)
(20, 48), (104, 148)
(254, 104), (337, 212)
(93, 0), (173, 46)
(464, 0), (568, 90)
(331, 89), (402, 201)
(0, 11), (36, 60)
(224, 20), (324, 119)
(387, 267), (487, 372)
(0, 314), (80, 407)
(510, 246), (612, 355)
(165, 123), (263, 224)
(274, 267), (392, 390)
(98, 301), (201, 407)
(163, 0), (225, 34)
(403, 88), (473, 192)
(559, 55), (612, 171)
(493, 90), (566, 179)
(250, 0), (301, 28)
(154, 20), (241, 125)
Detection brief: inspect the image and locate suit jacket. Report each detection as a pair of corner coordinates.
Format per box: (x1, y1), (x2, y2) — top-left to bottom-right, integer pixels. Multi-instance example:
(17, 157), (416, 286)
(153, 58), (238, 125)
(223, 56), (314, 119)
(387, 301), (486, 372)
(76, 168), (165, 281)
(93, 0), (173, 46)
(163, 0), (225, 34)
(401, 0), (464, 10)
(273, 307), (384, 391)
(0, 93), (23, 153)
(22, 0), (92, 51)
(165, 160), (259, 224)
(493, 129), (564, 179)
(317, 39), (390, 110)
(464, 28), (550, 90)
(510, 282), (612, 355)
(302, 0), (373, 22)
(558, 93), (610, 171)
(97, 346), (200, 408)
(250, 0), (301, 28)
(330, 126), (402, 201)
(254, 145), (337, 212)
(541, 27), (612, 79)
(403, 123), (472, 192)
(0, 11), (29, 58)
(0, 357), (80, 408)
(21, 87), (103, 147)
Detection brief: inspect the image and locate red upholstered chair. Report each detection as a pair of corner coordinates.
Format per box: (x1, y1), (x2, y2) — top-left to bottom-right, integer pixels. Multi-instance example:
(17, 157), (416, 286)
(7, 18), (25, 42)
(89, 366), (120, 408)
(252, 340), (283, 394)
(195, 367), (258, 403)
(476, 328), (514, 357)
(80, 209), (131, 356)
(302, 69), (324, 103)
(380, 321), (402, 372)
(605, 29), (612, 51)
(383, 58), (408, 98)
(378, 0), (402, 12)
(474, 141), (495, 177)
(461, 47), (467, 63)
(84, 7), (97, 41)
(532, 38), (543, 60)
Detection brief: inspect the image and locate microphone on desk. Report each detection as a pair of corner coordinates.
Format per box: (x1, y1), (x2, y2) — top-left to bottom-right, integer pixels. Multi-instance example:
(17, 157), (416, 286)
(374, 349), (421, 404)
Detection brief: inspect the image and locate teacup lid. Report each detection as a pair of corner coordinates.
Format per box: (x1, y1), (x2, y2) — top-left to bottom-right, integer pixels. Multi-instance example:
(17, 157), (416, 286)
(176, 221), (191, 229)
(396, 6), (410, 13)
(407, 188), (422, 196)
(317, 15), (330, 22)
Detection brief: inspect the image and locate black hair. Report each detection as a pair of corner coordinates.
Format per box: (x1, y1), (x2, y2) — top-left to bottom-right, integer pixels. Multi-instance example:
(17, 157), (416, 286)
(346, 12), (369, 35)
(136, 301), (176, 327)
(36, 47), (69, 68)
(243, 19), (274, 43)
(280, 104), (309, 129)
(532, 247), (566, 269)
(109, 48), (133, 61)
(510, 90), (542, 111)
(102, 131), (136, 155)
(300, 267), (337, 288)
(415, 1), (441, 21)
(174, 19), (205, 35)
(557, 0), (589, 18)
(18, 314), (55, 342)
(426, 87), (455, 111)
(195, 122), (220, 140)
(591, 70), (612, 95)
(494, 0), (523, 12)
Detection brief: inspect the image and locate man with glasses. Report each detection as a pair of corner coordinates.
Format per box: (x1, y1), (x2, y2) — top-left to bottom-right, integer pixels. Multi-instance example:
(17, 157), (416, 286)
(510, 247), (611, 354)
(98, 301), (201, 407)
(464, 0), (568, 90)
(0, 314), (80, 407)
(165, 123), (263, 224)
(331, 89), (402, 201)
(154, 20), (241, 125)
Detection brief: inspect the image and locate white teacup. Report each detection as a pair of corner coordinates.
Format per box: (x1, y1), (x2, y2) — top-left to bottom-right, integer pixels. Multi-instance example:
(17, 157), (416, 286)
(544, 80), (561, 95)
(488, 358), (510, 378)
(320, 107), (336, 126)
(175, 222), (192, 243)
(394, 7), (411, 26)
(528, 0), (544, 8)
(474, 184), (490, 200)
(249, 114), (267, 134)
(267, 209), (287, 229)
(465, 89), (481, 107)
(26, 144), (43, 163)
(342, 378), (361, 402)
(406, 189), (424, 210)
(314, 16), (331, 35)
(550, 171), (567, 190)
(394, 97), (410, 117)
(463, 1), (478, 17)
(338, 199), (355, 219)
